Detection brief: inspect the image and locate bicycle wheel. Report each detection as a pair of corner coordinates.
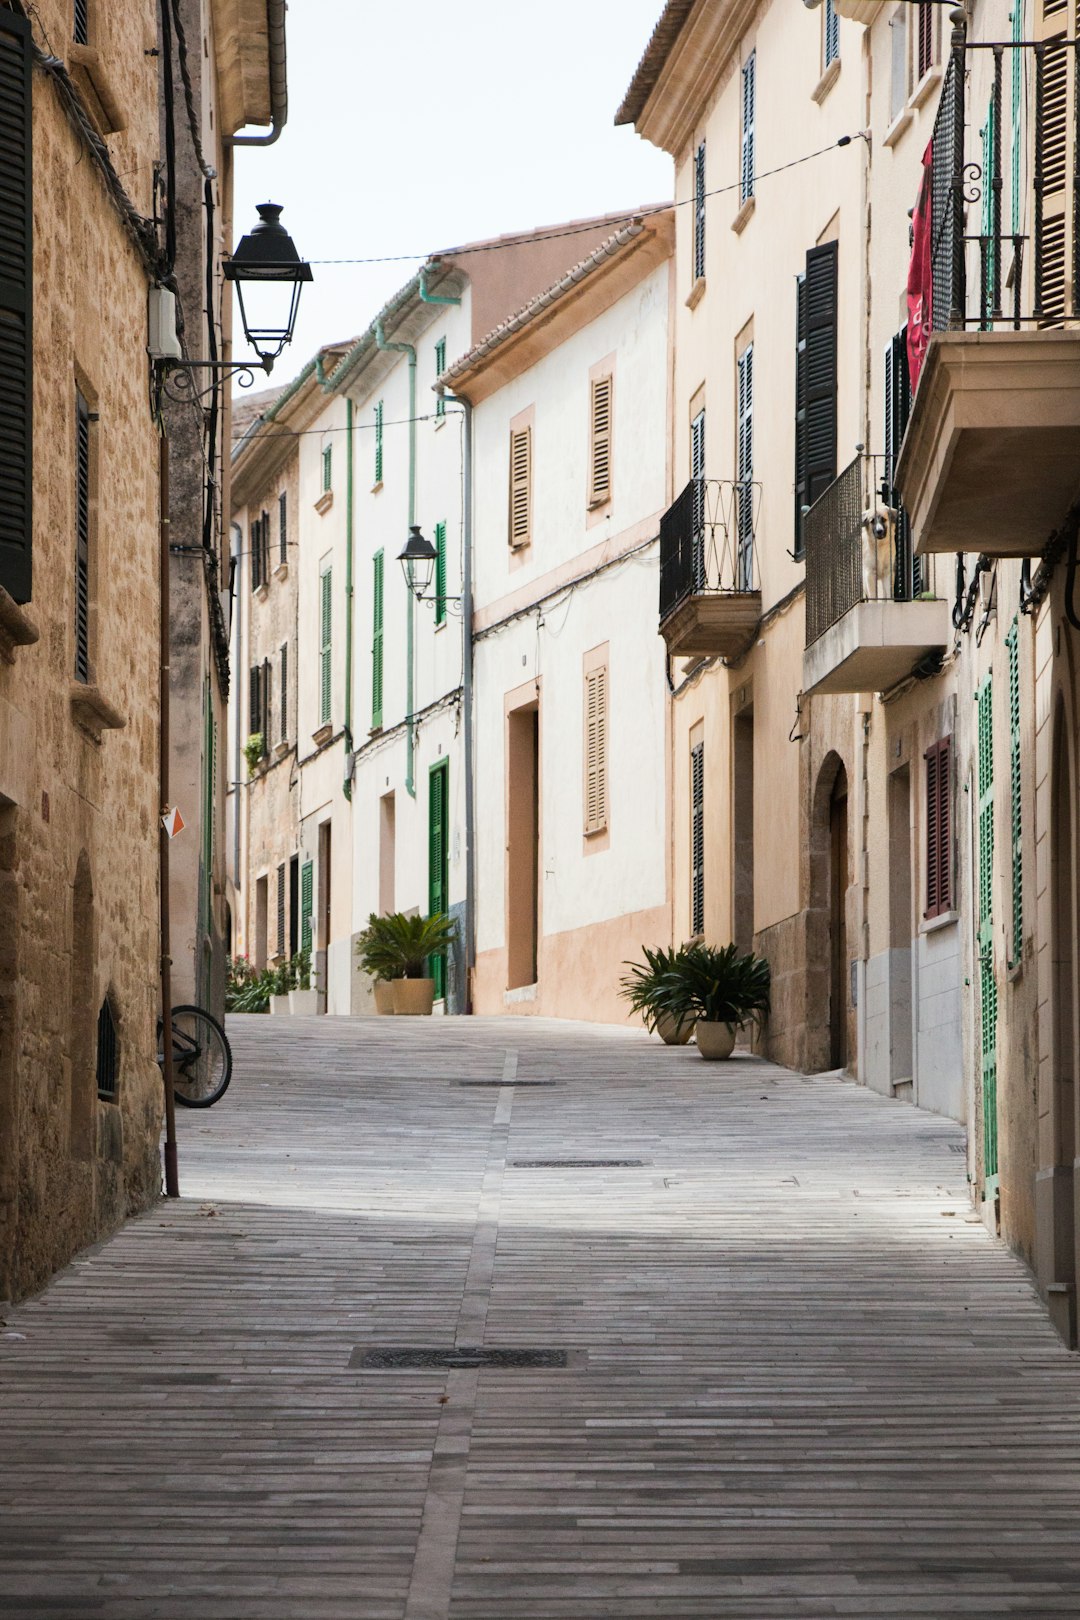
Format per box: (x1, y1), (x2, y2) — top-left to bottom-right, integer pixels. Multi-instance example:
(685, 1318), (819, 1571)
(168, 1005), (233, 1108)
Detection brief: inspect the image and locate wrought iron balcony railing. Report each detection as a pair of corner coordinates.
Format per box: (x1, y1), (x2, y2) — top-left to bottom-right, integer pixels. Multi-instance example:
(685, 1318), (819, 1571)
(931, 17), (1079, 331)
(659, 477), (760, 624)
(804, 455), (923, 648)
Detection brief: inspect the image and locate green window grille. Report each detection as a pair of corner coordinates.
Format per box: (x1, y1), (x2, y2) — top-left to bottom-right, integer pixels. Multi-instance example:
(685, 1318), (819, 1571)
(319, 565), (332, 726)
(374, 400), (384, 484)
(372, 550), (384, 729)
(300, 859), (313, 952)
(435, 339), (446, 417)
(429, 760), (449, 1001)
(976, 676), (999, 1194)
(321, 444), (332, 494)
(1007, 619), (1022, 961)
(434, 520), (447, 625)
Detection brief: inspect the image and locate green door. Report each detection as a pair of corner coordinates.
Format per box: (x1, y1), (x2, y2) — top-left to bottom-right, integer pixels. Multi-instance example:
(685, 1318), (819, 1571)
(429, 761), (449, 1001)
(977, 677), (999, 1204)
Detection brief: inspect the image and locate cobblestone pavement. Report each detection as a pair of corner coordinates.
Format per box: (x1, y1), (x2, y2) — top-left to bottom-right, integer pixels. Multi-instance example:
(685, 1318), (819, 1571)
(2, 1015), (1080, 1618)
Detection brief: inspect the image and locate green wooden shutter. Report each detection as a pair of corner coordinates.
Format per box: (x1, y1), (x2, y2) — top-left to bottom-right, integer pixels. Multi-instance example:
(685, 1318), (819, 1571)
(1007, 620), (1022, 961)
(428, 761), (449, 1000)
(434, 521), (447, 626)
(321, 445), (332, 494)
(740, 51), (755, 203)
(372, 550), (384, 728)
(319, 565), (332, 726)
(276, 862), (286, 957)
(300, 859), (313, 952)
(435, 339), (446, 417)
(0, 10), (32, 605)
(1011, 2), (1022, 234)
(74, 390), (91, 682)
(374, 400), (384, 484)
(976, 677), (999, 1195)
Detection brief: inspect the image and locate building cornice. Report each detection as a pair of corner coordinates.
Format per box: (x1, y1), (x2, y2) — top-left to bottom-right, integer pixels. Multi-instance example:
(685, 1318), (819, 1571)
(616, 0), (761, 156)
(211, 0), (273, 136)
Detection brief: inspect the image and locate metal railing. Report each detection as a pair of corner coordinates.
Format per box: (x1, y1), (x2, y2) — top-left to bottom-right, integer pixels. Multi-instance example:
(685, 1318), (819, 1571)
(804, 456), (923, 648)
(931, 17), (1078, 331)
(659, 477), (760, 623)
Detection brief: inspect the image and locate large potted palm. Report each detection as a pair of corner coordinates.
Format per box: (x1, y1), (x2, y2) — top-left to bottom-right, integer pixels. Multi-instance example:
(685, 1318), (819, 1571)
(657, 942), (771, 1060)
(618, 944), (695, 1044)
(377, 911), (458, 1016)
(355, 913), (401, 1014)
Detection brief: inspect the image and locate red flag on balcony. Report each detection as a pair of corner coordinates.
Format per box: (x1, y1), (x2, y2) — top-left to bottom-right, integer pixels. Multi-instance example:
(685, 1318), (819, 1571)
(907, 141), (933, 389)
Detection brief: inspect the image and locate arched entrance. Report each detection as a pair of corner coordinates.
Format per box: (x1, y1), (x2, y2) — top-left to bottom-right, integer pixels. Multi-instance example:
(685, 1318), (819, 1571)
(829, 766), (850, 1069)
(808, 752), (851, 1072)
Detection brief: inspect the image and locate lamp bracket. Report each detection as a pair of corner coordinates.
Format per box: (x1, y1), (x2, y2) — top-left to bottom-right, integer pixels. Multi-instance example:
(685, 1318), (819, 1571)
(156, 358), (270, 404)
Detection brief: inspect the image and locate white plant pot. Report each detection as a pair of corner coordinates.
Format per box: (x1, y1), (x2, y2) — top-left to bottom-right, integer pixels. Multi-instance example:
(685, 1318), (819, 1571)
(655, 1013), (693, 1046)
(269, 994), (291, 1016)
(289, 989), (318, 1016)
(695, 1020), (737, 1061)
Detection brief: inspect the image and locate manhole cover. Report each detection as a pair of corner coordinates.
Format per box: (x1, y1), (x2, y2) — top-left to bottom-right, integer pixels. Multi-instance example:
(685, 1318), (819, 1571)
(349, 1346), (568, 1370)
(510, 1158), (649, 1168)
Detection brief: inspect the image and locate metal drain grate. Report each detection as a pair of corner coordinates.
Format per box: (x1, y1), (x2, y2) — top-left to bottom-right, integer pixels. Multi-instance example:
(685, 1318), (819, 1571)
(510, 1158), (649, 1168)
(457, 1079), (556, 1087)
(948, 1143), (966, 1155)
(349, 1346), (568, 1370)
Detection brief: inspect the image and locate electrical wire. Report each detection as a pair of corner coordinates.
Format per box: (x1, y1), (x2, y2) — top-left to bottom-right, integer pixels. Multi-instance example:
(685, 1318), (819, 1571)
(168, 0), (215, 181)
(230, 410), (451, 442)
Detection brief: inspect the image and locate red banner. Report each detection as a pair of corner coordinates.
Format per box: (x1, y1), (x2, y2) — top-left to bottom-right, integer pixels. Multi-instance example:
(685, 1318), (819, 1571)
(907, 141), (933, 389)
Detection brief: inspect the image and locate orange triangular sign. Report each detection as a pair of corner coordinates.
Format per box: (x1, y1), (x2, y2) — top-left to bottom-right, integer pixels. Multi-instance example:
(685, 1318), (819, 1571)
(162, 806), (186, 839)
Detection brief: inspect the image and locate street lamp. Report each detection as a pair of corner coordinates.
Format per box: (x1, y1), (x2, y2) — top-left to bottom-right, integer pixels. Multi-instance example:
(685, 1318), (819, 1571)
(398, 526), (440, 601)
(223, 203), (313, 371)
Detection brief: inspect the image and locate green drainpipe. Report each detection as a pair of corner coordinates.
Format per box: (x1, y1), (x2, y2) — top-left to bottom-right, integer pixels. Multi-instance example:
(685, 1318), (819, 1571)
(418, 264), (462, 307)
(375, 317), (417, 798)
(315, 358), (355, 800)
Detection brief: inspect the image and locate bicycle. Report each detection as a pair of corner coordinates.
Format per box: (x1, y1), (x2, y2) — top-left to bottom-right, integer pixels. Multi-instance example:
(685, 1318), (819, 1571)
(157, 1004), (233, 1108)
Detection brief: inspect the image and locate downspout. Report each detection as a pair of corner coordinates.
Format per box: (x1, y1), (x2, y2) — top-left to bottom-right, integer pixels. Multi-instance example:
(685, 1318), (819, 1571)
(229, 0), (288, 147)
(375, 318), (417, 798)
(313, 357), (355, 800)
(230, 521), (243, 878)
(418, 264), (462, 307)
(439, 388), (475, 1012)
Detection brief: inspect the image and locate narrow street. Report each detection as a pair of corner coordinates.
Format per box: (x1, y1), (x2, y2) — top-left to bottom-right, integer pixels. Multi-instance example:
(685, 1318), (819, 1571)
(2, 1016), (1079, 1619)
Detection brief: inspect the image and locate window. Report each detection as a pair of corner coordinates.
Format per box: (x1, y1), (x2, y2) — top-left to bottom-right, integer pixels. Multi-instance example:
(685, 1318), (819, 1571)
(374, 399), (384, 484)
(1007, 620), (1022, 960)
(435, 338), (447, 418)
(690, 407), (706, 585)
(434, 520), (447, 626)
(509, 425), (531, 548)
(321, 443), (332, 494)
(428, 761), (449, 1000)
(691, 741), (705, 936)
(889, 8), (908, 122)
(300, 859), (313, 952)
(95, 997), (118, 1102)
(884, 328), (920, 597)
(736, 345), (753, 588)
(251, 515), (262, 590)
(74, 387), (91, 682)
(916, 0), (935, 82)
(280, 641), (288, 743)
(693, 142), (706, 282)
(276, 862), (286, 958)
(262, 656), (272, 754)
(793, 239), (838, 554)
(0, 12), (32, 606)
(372, 550), (384, 729)
(278, 490), (287, 566)
(589, 374), (613, 508)
(319, 562), (332, 727)
(924, 735), (953, 919)
(584, 664), (608, 835)
(74, 0), (89, 46)
(740, 52), (756, 204)
(249, 663), (262, 743)
(824, 0), (839, 68)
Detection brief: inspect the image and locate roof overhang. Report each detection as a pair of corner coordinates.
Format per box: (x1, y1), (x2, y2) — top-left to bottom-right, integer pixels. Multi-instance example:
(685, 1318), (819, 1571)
(211, 0), (275, 137)
(616, 0), (759, 155)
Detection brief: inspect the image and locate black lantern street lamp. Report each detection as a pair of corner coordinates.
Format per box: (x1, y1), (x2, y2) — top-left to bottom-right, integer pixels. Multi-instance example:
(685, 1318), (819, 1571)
(398, 526), (439, 600)
(224, 203), (313, 371)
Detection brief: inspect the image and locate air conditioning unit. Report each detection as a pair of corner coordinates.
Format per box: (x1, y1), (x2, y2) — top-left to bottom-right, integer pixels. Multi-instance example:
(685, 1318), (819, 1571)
(148, 286), (182, 361)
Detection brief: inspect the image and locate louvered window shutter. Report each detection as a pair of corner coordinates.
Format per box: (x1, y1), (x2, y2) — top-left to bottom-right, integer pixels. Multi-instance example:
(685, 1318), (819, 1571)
(509, 427), (531, 547)
(691, 742), (705, 936)
(741, 53), (756, 203)
(249, 664), (261, 738)
(736, 346), (754, 581)
(374, 400), (384, 484)
(319, 566), (332, 726)
(435, 338), (447, 418)
(434, 521), (447, 626)
(584, 667), (608, 835)
(74, 390), (91, 682)
(261, 510), (271, 582)
(74, 0), (89, 46)
(276, 863), (286, 957)
(825, 0), (839, 66)
(924, 736), (952, 919)
(0, 12), (32, 605)
(262, 657), (272, 756)
(280, 641), (288, 743)
(693, 142), (706, 281)
(589, 377), (613, 508)
(1037, 30), (1069, 324)
(372, 550), (384, 729)
(885, 330), (919, 598)
(804, 240), (838, 512)
(917, 0), (935, 79)
(300, 859), (313, 952)
(1007, 621), (1023, 955)
(794, 273), (808, 554)
(690, 410), (706, 587)
(321, 445), (332, 494)
(279, 491), (287, 565)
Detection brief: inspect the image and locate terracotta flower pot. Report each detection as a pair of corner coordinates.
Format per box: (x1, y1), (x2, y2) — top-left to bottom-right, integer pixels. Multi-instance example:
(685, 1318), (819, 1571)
(391, 978), (435, 1017)
(694, 1020), (737, 1061)
(373, 980), (396, 1016)
(655, 1013), (693, 1046)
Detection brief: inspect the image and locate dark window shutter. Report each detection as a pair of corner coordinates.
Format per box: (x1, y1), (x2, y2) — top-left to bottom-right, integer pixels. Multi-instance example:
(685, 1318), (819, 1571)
(249, 664), (261, 737)
(885, 329), (920, 597)
(0, 11), (33, 605)
(74, 391), (90, 682)
(925, 736), (952, 918)
(691, 741), (705, 936)
(262, 656), (272, 755)
(693, 142), (706, 282)
(251, 517), (262, 590)
(74, 0), (90, 46)
(804, 239), (838, 511)
(280, 641), (288, 743)
(794, 272), (808, 555)
(276, 863), (286, 957)
(279, 491), (287, 565)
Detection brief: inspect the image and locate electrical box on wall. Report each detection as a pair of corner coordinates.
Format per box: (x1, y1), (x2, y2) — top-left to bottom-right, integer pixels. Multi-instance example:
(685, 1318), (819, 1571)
(148, 286), (182, 361)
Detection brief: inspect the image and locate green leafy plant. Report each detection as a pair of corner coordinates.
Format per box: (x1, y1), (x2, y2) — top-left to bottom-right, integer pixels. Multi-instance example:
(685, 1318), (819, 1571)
(652, 942), (771, 1033)
(225, 955), (273, 1013)
(243, 733), (265, 776)
(366, 910), (458, 981)
(355, 913), (403, 984)
(290, 946), (312, 992)
(619, 944), (696, 1034)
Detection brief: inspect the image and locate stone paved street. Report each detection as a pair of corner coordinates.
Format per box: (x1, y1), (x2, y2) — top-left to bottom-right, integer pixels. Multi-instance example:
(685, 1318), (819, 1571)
(2, 1016), (1080, 1618)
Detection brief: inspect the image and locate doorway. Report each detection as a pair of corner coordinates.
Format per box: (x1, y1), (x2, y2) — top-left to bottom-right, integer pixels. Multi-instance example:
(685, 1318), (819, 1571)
(507, 701), (539, 990)
(732, 709), (755, 952)
(1047, 700), (1078, 1340)
(429, 761), (449, 1001)
(289, 856), (299, 957)
(379, 792), (396, 916)
(317, 820), (332, 1013)
(254, 874), (268, 972)
(829, 765), (850, 1069)
(887, 765), (914, 1094)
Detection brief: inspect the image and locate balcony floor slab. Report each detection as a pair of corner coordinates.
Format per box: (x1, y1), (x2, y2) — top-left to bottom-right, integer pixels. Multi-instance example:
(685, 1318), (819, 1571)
(660, 590), (761, 658)
(803, 597), (952, 696)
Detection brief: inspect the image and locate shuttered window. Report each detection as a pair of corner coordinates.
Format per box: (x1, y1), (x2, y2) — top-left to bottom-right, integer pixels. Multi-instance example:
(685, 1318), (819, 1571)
(693, 142), (706, 282)
(276, 862), (286, 958)
(736, 345), (753, 587)
(372, 550), (384, 729)
(319, 564), (332, 727)
(249, 663), (262, 740)
(884, 328), (920, 597)
(435, 338), (447, 418)
(824, 0), (839, 67)
(584, 666), (608, 835)
(509, 425), (531, 548)
(374, 400), (384, 484)
(278, 491), (287, 565)
(0, 10), (32, 606)
(74, 0), (89, 46)
(280, 641), (288, 743)
(924, 735), (953, 919)
(794, 240), (838, 553)
(589, 375), (613, 508)
(740, 52), (756, 204)
(95, 998), (118, 1102)
(74, 389), (91, 683)
(434, 520), (447, 626)
(300, 859), (313, 952)
(916, 0), (935, 80)
(1038, 34), (1069, 326)
(262, 657), (272, 756)
(251, 515), (262, 590)
(321, 444), (332, 494)
(691, 742), (705, 936)
(1007, 620), (1023, 959)
(691, 408), (706, 586)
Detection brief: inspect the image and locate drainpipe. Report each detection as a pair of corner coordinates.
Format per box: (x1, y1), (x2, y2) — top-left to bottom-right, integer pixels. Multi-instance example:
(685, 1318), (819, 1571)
(230, 521), (243, 882)
(439, 387), (475, 1012)
(313, 357), (355, 800)
(229, 0), (288, 147)
(375, 318), (417, 798)
(418, 264), (462, 307)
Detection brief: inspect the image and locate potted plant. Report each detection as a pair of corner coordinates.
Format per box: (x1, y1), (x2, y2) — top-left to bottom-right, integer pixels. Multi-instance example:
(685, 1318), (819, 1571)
(288, 947), (317, 1015)
(225, 955), (272, 1014)
(619, 944), (695, 1044)
(355, 913), (401, 1014)
(656, 942), (771, 1060)
(243, 733), (265, 777)
(268, 958), (293, 1016)
(376, 910), (458, 1016)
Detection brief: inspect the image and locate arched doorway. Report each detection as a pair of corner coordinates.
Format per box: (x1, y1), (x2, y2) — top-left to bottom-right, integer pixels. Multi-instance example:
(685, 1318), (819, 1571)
(808, 753), (851, 1072)
(829, 766), (850, 1069)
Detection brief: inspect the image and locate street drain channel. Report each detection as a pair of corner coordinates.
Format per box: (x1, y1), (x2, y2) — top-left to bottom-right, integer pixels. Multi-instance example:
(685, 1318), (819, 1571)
(510, 1158), (650, 1168)
(456, 1079), (556, 1087)
(349, 1347), (570, 1370)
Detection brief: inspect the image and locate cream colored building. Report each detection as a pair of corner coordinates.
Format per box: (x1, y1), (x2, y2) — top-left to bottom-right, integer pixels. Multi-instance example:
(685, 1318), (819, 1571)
(443, 213), (674, 1021)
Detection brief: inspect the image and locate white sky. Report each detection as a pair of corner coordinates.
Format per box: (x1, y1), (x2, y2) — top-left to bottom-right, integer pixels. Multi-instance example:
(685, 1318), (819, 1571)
(230, 0), (672, 388)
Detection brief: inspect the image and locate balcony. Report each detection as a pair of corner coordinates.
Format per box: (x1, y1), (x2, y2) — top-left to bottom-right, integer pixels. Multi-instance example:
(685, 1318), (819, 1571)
(658, 478), (761, 658)
(895, 26), (1080, 557)
(803, 456), (951, 697)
